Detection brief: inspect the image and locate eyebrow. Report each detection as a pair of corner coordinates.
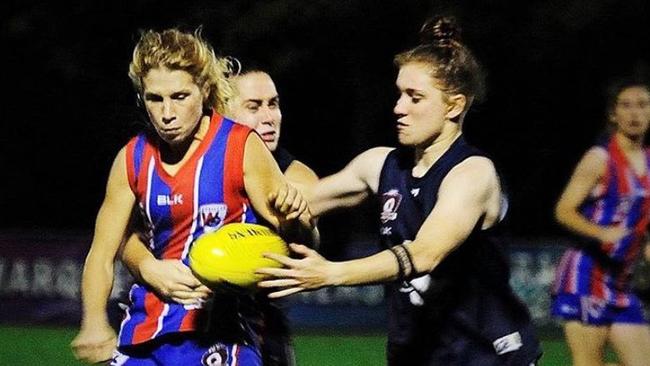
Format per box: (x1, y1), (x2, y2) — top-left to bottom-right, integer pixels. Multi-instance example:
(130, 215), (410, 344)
(143, 92), (162, 100)
(244, 95), (280, 104)
(404, 88), (424, 96)
(244, 99), (263, 105)
(143, 90), (191, 98)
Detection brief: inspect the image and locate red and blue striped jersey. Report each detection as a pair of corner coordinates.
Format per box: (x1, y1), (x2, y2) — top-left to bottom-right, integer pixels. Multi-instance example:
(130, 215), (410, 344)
(118, 113), (258, 346)
(553, 136), (650, 306)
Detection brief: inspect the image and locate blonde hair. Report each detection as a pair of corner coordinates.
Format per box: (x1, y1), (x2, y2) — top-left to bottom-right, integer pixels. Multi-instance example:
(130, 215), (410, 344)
(128, 28), (234, 115)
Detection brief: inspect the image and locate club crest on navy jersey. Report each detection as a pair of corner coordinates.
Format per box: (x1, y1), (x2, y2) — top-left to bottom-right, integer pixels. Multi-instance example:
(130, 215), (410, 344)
(199, 203), (228, 232)
(380, 189), (403, 223)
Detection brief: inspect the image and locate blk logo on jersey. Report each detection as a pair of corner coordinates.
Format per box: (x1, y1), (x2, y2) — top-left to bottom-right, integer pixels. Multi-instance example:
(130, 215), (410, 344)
(199, 203), (227, 232)
(157, 194), (184, 206)
(380, 189), (402, 223)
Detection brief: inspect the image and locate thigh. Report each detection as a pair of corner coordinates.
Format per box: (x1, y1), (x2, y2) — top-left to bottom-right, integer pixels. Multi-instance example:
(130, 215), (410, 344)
(609, 323), (650, 366)
(564, 321), (610, 366)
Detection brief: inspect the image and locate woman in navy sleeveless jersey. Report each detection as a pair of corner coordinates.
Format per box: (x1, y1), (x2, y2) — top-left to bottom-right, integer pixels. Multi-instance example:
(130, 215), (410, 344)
(258, 16), (542, 366)
(70, 29), (313, 365)
(228, 66), (318, 366)
(552, 78), (650, 366)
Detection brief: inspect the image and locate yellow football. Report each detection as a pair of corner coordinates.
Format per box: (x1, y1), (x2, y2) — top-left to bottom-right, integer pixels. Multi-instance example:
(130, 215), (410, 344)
(189, 223), (289, 288)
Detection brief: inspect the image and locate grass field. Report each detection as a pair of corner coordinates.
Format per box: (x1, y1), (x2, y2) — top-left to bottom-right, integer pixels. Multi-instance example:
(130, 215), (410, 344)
(0, 326), (619, 365)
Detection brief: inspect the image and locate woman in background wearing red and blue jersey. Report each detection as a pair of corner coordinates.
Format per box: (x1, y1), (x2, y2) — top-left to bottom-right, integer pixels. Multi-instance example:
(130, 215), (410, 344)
(552, 77), (650, 366)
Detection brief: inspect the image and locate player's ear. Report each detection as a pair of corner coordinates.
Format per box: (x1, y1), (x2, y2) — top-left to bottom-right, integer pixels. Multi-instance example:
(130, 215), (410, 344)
(200, 83), (211, 106)
(445, 94), (466, 120)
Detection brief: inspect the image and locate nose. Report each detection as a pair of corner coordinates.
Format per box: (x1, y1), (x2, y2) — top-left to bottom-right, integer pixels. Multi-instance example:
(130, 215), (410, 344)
(161, 99), (175, 124)
(260, 106), (276, 126)
(394, 95), (406, 116)
(632, 103), (648, 118)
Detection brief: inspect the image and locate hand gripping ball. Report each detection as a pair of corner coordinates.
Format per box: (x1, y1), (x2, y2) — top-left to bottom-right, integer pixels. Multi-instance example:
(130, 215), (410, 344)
(189, 223), (289, 288)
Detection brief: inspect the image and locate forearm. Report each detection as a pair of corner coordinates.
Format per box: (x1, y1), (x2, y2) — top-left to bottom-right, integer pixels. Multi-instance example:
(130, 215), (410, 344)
(80, 253), (114, 327)
(78, 146), (134, 328)
(556, 208), (607, 242)
(119, 236), (208, 303)
(120, 234), (155, 282)
(307, 184), (369, 218)
(305, 164), (374, 218)
(332, 250), (399, 286)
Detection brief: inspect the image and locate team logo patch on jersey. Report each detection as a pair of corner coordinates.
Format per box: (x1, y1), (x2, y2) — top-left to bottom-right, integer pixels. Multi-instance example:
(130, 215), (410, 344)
(380, 189), (403, 223)
(199, 203), (228, 232)
(202, 343), (229, 366)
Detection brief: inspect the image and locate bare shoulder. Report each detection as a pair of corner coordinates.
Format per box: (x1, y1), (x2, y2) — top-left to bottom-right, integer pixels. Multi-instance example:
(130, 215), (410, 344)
(104, 145), (135, 201)
(436, 156), (500, 211)
(354, 147), (394, 162)
(584, 145), (608, 158)
(445, 156), (497, 186)
(109, 145), (129, 174)
(349, 147), (394, 173)
(565, 145), (608, 183)
(115, 145), (128, 161)
(579, 146), (608, 168)
(350, 147), (395, 191)
(244, 130), (266, 152)
(243, 132), (279, 174)
(439, 156), (501, 227)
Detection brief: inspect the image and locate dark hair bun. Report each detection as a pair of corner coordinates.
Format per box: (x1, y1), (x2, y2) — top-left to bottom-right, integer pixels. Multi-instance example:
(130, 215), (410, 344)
(419, 16), (462, 47)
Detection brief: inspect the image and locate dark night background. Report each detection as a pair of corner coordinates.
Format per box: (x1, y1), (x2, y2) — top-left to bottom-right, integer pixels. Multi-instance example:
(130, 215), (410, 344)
(3, 0), (650, 254)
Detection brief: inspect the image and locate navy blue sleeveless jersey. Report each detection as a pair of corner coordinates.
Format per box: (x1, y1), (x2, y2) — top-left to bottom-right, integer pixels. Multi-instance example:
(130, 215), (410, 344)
(378, 136), (541, 365)
(241, 146), (295, 366)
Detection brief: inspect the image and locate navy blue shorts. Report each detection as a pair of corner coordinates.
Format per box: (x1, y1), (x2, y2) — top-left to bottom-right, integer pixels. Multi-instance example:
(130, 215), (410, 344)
(551, 292), (648, 325)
